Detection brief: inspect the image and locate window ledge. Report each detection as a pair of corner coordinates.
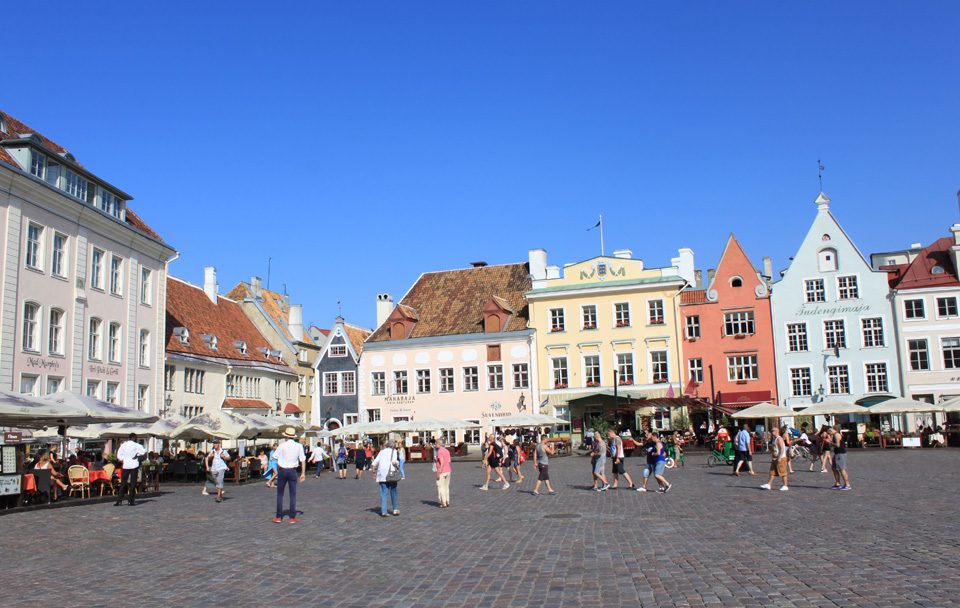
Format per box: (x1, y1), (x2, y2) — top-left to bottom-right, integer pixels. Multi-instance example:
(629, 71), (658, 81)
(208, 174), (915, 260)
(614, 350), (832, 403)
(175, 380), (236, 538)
(24, 265), (45, 276)
(51, 274), (69, 282)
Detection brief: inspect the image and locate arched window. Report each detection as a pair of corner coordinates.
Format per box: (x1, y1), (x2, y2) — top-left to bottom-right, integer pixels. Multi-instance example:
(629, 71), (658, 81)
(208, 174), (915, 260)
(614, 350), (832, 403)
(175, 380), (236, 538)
(484, 314), (502, 333)
(390, 322), (407, 340)
(22, 302), (40, 352)
(818, 248), (838, 272)
(730, 276), (743, 288)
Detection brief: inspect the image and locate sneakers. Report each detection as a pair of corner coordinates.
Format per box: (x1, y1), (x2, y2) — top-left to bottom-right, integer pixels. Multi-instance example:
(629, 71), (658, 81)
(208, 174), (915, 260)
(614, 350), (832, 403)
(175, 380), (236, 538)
(502, 483), (510, 490)
(839, 485), (851, 491)
(532, 491), (539, 496)
(779, 486), (789, 492)
(547, 490), (556, 495)
(831, 484), (841, 490)
(289, 517), (298, 524)
(663, 484), (672, 493)
(479, 485), (488, 491)
(392, 510), (400, 516)
(600, 484), (610, 491)
(272, 517), (283, 523)
(201, 489), (210, 496)
(656, 486), (666, 493)
(760, 483), (771, 490)
(636, 487), (647, 493)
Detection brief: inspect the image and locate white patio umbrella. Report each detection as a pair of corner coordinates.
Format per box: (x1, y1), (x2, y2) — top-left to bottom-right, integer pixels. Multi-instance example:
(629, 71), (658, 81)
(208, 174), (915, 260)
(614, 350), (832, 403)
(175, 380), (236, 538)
(491, 413), (567, 427)
(245, 414), (306, 438)
(39, 392), (160, 424)
(867, 398), (945, 415)
(731, 402), (793, 419)
(171, 410), (262, 441)
(0, 390), (157, 428)
(940, 397), (960, 413)
(98, 416), (187, 439)
(798, 401), (870, 417)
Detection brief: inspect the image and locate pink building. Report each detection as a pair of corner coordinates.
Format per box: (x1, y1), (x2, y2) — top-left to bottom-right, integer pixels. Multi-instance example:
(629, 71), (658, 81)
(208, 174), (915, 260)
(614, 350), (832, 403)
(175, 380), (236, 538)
(0, 111), (175, 414)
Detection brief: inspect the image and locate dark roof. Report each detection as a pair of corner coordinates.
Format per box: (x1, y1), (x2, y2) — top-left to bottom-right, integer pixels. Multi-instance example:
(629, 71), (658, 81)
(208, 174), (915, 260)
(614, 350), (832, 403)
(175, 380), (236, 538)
(889, 237), (960, 290)
(0, 110), (166, 244)
(166, 277), (295, 373)
(368, 262), (531, 342)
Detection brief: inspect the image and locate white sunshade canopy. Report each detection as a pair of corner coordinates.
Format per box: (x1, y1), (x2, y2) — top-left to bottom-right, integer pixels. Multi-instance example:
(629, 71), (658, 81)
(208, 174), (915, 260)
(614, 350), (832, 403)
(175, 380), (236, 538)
(731, 402), (795, 419)
(867, 398), (945, 415)
(940, 397), (960, 413)
(171, 410), (265, 441)
(798, 401), (871, 416)
(490, 413), (568, 427)
(0, 390), (158, 428)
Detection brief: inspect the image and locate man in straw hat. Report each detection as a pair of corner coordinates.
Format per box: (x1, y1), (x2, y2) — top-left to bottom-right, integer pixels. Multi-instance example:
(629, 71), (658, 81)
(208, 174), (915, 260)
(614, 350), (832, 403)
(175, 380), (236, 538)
(272, 426), (306, 524)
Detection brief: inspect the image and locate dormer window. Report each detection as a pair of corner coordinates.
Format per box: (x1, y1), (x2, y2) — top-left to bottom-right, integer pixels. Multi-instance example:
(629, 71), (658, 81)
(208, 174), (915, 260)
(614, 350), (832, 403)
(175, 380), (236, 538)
(329, 344), (347, 357)
(386, 305), (418, 340)
(98, 187), (125, 220)
(202, 334), (218, 350)
(235, 340), (248, 356)
(730, 277), (743, 288)
(818, 248), (838, 272)
(173, 327), (189, 345)
(0, 116), (7, 134)
(482, 297), (513, 334)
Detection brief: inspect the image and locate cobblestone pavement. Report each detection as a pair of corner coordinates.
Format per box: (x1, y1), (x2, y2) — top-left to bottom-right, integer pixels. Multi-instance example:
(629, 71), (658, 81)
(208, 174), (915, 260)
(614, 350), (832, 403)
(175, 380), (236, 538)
(2, 449), (959, 607)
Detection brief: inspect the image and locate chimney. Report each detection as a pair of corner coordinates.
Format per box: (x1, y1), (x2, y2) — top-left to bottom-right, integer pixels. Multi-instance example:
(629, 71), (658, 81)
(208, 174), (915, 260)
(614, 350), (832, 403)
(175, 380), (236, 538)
(707, 268), (716, 283)
(251, 276), (262, 298)
(203, 267), (218, 304)
(613, 249), (632, 259)
(694, 269), (703, 288)
(528, 249), (547, 281)
(376, 293), (393, 328)
(289, 304), (304, 342)
(671, 248), (695, 284)
(546, 265), (561, 279)
(762, 256), (773, 279)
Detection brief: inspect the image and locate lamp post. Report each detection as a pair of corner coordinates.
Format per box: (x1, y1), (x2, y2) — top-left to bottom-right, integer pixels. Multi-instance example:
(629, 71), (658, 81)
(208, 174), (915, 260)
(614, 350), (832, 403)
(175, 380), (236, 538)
(162, 394), (173, 418)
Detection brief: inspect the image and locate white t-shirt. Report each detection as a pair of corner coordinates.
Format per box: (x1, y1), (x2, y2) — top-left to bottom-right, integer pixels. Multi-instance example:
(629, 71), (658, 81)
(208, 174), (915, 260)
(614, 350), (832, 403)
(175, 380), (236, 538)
(372, 448), (399, 483)
(209, 449), (230, 473)
(116, 440), (146, 470)
(275, 439), (306, 469)
(310, 447), (328, 463)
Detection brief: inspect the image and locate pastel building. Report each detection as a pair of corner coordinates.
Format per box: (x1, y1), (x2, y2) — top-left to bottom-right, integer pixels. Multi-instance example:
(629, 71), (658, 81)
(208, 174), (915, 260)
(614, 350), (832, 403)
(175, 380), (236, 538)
(525, 247), (694, 440)
(0, 110), (175, 414)
(227, 278), (323, 423)
(771, 193), (901, 410)
(359, 262), (536, 446)
(164, 269), (299, 419)
(679, 235), (778, 413)
(877, 227), (960, 424)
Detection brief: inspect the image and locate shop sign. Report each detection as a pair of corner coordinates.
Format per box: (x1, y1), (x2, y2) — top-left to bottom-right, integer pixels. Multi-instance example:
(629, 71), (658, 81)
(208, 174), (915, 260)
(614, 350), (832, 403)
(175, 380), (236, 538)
(26, 356), (61, 371)
(3, 432), (22, 444)
(385, 395), (415, 405)
(0, 475), (21, 495)
(794, 304), (871, 317)
(481, 401), (509, 419)
(88, 364), (120, 376)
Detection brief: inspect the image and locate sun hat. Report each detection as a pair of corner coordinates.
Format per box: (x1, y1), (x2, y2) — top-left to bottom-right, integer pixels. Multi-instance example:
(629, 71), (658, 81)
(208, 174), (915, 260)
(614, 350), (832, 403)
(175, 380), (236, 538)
(281, 426), (298, 439)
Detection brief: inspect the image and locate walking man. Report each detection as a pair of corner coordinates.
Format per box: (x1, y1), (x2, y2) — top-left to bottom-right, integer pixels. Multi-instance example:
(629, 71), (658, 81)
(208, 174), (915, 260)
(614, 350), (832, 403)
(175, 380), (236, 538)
(273, 426), (306, 524)
(434, 437), (452, 508)
(115, 433), (146, 506)
(760, 426), (789, 491)
(311, 443), (328, 479)
(607, 429), (636, 489)
(205, 440), (230, 503)
(733, 423), (756, 477)
(831, 424), (852, 491)
(532, 433), (556, 496)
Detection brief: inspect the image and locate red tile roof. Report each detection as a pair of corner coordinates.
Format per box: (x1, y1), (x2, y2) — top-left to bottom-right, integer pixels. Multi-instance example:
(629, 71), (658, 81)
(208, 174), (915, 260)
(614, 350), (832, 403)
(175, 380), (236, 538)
(226, 283), (316, 347)
(223, 399), (271, 410)
(343, 323), (373, 356)
(166, 277), (296, 373)
(890, 237), (960, 290)
(368, 262), (531, 342)
(283, 403), (302, 414)
(681, 289), (708, 304)
(0, 110), (166, 245)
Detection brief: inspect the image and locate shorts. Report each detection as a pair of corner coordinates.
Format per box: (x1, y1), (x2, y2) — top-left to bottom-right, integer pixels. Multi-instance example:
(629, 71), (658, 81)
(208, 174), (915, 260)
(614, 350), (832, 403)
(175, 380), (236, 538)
(592, 457), (606, 475)
(488, 457), (501, 469)
(611, 460), (626, 475)
(736, 450), (752, 462)
(770, 459), (787, 477)
(644, 461), (665, 478)
(537, 464), (550, 481)
(833, 453), (847, 471)
(212, 470), (225, 489)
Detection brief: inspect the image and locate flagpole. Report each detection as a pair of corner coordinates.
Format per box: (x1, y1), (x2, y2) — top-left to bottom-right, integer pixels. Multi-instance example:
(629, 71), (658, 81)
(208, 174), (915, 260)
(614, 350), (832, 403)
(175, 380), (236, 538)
(599, 214), (604, 257)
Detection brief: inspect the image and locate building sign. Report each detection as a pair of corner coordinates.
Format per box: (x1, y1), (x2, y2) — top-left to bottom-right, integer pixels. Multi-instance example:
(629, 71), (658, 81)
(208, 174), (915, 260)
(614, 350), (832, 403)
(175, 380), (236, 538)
(0, 475), (21, 495)
(88, 364), (120, 376)
(580, 262), (625, 281)
(3, 432), (22, 445)
(385, 395), (415, 405)
(481, 401), (510, 419)
(794, 304), (872, 317)
(26, 356), (61, 371)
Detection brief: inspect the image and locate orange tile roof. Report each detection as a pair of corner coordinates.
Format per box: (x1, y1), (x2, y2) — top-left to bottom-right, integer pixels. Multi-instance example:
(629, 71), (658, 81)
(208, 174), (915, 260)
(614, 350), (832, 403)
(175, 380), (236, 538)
(166, 277), (296, 372)
(343, 323), (373, 355)
(226, 283), (316, 347)
(223, 399), (271, 410)
(283, 402), (303, 414)
(681, 289), (708, 304)
(0, 110), (166, 245)
(368, 262), (531, 342)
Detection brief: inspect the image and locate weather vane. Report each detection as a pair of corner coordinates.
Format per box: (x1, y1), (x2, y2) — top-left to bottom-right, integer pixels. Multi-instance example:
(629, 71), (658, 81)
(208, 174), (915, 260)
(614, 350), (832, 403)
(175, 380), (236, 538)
(337, 299), (342, 317)
(818, 159), (825, 191)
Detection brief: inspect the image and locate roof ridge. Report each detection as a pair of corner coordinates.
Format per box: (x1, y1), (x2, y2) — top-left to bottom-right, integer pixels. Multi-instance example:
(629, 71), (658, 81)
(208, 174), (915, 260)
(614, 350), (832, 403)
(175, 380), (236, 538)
(168, 275), (242, 304)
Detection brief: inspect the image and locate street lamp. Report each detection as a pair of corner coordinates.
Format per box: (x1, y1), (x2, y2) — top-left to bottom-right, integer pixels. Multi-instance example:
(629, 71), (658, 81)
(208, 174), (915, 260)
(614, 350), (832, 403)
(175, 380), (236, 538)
(163, 394), (173, 418)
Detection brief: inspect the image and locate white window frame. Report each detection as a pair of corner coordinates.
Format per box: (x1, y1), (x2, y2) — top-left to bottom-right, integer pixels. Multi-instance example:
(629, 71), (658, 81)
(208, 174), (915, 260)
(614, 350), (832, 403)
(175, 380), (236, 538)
(942, 337), (960, 370)
(328, 344), (348, 357)
(836, 274), (859, 300)
(726, 354), (759, 382)
(137, 385), (149, 411)
(614, 302), (631, 327)
(936, 296), (959, 319)
(22, 302), (40, 353)
(341, 371), (356, 395)
(551, 356), (568, 389)
(371, 371), (386, 396)
(51, 232), (67, 278)
(48, 308), (64, 356)
(549, 308), (565, 332)
(786, 322), (808, 352)
(394, 370), (409, 394)
(138, 329), (151, 367)
(91, 248), (104, 290)
(462, 366), (479, 392)
(861, 317), (885, 348)
(86, 379), (102, 399)
(140, 267), (152, 305)
(25, 223), (43, 270)
(647, 299), (665, 325)
(685, 315), (701, 339)
(109, 255), (123, 295)
(512, 363), (529, 389)
(20, 373), (39, 397)
(324, 372), (340, 395)
(108, 322), (122, 363)
(827, 364), (850, 395)
(907, 338), (929, 371)
(823, 318), (847, 350)
(105, 382), (120, 404)
(416, 369), (431, 394)
(903, 298), (925, 320)
(439, 367), (455, 393)
(581, 304), (597, 330)
(650, 350), (669, 383)
(616, 353), (634, 384)
(88, 317), (103, 361)
(723, 310), (755, 336)
(582, 354), (601, 387)
(864, 362), (889, 394)
(46, 376), (64, 396)
(804, 278), (826, 303)
(790, 367), (812, 397)
(688, 358), (703, 384)
(487, 364), (504, 391)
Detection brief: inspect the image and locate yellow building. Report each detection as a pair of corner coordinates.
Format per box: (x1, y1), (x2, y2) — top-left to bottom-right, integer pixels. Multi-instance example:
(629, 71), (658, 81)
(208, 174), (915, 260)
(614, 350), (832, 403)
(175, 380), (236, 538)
(525, 247), (695, 443)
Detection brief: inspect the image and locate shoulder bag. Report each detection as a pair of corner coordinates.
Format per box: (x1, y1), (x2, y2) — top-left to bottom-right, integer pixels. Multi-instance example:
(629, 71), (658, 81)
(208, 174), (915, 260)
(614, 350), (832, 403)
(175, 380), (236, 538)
(385, 449), (402, 483)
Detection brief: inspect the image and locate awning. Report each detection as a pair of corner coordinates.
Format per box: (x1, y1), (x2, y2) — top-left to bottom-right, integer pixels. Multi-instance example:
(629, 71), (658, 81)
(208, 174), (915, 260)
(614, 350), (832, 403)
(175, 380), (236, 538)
(717, 390), (772, 410)
(223, 399), (272, 410)
(283, 403), (303, 415)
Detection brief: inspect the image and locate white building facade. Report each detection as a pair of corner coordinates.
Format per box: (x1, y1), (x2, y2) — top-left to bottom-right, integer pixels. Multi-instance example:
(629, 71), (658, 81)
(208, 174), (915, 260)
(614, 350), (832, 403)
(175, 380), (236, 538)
(0, 111), (175, 415)
(771, 193), (901, 411)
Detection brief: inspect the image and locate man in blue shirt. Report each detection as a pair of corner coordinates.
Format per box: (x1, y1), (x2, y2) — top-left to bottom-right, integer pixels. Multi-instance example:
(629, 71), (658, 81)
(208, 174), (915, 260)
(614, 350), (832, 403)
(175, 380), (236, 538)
(733, 424), (756, 477)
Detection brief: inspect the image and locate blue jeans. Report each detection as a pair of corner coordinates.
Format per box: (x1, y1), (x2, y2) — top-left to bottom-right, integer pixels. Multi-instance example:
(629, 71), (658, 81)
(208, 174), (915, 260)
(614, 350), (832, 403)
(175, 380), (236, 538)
(378, 481), (398, 515)
(398, 460), (406, 478)
(276, 468), (298, 518)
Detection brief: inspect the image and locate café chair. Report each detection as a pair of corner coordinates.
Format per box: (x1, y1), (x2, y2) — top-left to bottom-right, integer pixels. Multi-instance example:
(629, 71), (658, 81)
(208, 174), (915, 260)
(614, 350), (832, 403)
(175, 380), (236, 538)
(98, 463), (116, 496)
(67, 465), (91, 499)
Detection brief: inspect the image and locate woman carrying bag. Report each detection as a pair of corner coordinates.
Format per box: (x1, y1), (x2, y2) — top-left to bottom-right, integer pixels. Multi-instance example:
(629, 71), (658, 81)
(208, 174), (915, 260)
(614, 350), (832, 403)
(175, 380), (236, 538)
(372, 441), (402, 517)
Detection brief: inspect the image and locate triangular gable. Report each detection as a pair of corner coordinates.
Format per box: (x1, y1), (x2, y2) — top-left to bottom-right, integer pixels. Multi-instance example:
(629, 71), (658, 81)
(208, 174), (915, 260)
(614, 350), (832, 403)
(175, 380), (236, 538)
(316, 321), (361, 365)
(703, 234), (769, 301)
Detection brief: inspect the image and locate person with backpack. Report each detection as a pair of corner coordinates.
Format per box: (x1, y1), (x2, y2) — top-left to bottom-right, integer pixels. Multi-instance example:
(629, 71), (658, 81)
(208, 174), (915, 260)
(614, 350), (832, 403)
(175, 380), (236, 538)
(590, 431), (609, 492)
(481, 434), (509, 490)
(335, 442), (348, 479)
(532, 433), (556, 496)
(507, 438), (525, 483)
(607, 429), (636, 489)
(371, 440), (401, 517)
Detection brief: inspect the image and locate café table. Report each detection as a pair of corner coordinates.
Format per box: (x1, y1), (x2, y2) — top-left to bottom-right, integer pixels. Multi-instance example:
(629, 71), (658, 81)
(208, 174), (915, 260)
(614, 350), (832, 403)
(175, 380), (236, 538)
(22, 473), (36, 493)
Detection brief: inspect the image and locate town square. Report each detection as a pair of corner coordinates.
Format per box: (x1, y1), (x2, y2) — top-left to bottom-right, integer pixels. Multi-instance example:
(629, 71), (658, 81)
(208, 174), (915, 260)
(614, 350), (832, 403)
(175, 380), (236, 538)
(1, 2), (960, 607)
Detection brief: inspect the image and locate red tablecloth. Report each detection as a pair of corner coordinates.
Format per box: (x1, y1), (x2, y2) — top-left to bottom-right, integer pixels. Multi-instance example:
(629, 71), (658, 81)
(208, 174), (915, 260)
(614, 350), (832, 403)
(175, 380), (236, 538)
(22, 473), (35, 492)
(88, 470), (110, 483)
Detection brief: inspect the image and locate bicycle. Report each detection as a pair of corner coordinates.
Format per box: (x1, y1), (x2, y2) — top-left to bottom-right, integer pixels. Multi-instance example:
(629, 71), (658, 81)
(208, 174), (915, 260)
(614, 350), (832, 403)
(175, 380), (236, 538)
(706, 442), (735, 467)
(665, 442), (685, 469)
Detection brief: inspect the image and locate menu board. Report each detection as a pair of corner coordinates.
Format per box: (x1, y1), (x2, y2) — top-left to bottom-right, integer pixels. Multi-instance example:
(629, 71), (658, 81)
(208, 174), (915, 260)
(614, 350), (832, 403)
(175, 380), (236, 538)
(1, 446), (16, 474)
(0, 475), (21, 495)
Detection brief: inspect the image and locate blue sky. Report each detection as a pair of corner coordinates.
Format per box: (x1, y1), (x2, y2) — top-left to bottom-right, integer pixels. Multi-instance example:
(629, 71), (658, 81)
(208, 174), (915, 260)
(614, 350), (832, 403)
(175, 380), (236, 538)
(5, 2), (959, 329)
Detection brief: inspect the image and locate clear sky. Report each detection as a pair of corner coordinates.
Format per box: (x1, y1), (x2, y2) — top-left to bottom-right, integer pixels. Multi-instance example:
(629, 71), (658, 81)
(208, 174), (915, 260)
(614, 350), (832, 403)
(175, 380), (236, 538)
(5, 2), (959, 329)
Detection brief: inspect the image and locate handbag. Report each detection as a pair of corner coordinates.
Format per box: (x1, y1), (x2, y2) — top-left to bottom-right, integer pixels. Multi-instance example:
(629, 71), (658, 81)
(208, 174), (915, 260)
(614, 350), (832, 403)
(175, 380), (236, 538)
(385, 449), (402, 483)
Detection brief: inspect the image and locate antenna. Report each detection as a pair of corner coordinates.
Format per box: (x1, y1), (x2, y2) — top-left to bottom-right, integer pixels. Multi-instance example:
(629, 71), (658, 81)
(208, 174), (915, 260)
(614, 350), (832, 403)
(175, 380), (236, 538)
(266, 257), (272, 290)
(818, 159), (825, 191)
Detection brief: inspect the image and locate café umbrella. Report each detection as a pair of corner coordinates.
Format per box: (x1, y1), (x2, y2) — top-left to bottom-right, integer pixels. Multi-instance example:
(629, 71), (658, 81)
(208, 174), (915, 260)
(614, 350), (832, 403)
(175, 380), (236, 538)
(0, 389), (157, 428)
(171, 410), (263, 441)
(39, 392), (160, 424)
(489, 413), (567, 427)
(798, 401), (870, 417)
(867, 398), (945, 415)
(731, 402), (792, 420)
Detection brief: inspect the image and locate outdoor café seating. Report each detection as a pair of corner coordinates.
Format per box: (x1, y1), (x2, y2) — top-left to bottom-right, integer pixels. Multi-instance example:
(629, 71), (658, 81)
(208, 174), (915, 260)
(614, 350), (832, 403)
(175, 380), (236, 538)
(67, 465), (91, 499)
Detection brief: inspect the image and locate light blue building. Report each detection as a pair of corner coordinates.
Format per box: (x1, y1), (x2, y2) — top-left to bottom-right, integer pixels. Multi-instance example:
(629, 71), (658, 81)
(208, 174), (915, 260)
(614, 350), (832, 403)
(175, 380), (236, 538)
(771, 193), (901, 412)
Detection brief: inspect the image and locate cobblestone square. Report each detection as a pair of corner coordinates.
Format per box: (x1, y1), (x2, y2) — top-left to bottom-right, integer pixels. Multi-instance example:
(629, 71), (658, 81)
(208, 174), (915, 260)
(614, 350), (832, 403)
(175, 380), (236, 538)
(3, 449), (958, 607)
